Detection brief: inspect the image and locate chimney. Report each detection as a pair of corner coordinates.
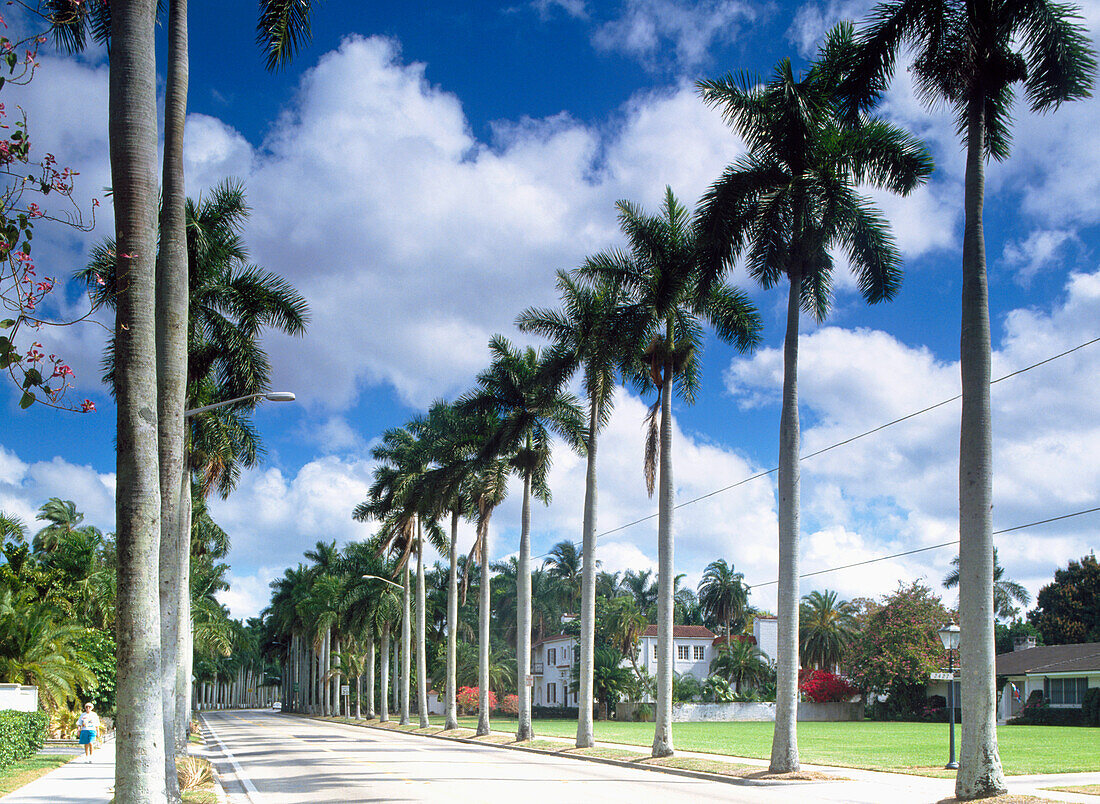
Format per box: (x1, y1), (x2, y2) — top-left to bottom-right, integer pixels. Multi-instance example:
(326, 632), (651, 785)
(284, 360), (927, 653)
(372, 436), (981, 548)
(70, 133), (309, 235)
(1013, 635), (1037, 651)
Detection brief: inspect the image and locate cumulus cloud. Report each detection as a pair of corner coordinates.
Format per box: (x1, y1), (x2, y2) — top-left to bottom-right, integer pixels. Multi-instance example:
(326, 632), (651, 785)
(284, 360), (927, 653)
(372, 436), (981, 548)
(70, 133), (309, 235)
(0, 446), (116, 533)
(724, 268), (1100, 610)
(786, 0), (875, 57)
(592, 0), (758, 70)
(1002, 230), (1079, 285)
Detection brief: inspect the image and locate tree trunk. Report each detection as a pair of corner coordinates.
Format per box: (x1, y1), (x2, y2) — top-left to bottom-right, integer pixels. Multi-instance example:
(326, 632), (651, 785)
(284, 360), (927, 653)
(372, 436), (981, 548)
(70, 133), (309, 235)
(365, 635), (375, 719)
(576, 397), (599, 748)
(355, 673), (362, 719)
(445, 510), (459, 730)
(516, 469), (534, 741)
(400, 566), (411, 725)
(956, 97), (1006, 800)
(380, 623), (390, 722)
(177, 477), (192, 744)
(651, 339), (675, 758)
(476, 519), (492, 736)
(416, 520), (430, 728)
(110, 0), (168, 798)
(770, 269), (802, 773)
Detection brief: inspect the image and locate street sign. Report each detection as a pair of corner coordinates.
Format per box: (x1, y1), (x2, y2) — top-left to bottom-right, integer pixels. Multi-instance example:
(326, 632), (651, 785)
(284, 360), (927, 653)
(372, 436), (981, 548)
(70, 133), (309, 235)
(340, 685), (350, 696)
(525, 674), (534, 687)
(930, 672), (957, 681)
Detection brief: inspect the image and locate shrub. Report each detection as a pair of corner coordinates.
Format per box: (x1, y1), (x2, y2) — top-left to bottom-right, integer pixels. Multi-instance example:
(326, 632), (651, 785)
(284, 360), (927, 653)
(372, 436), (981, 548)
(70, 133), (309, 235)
(177, 756), (214, 790)
(455, 686), (496, 714)
(799, 670), (858, 703)
(1082, 687), (1100, 726)
(633, 703), (652, 722)
(499, 694), (519, 716)
(0, 710), (49, 771)
(531, 705), (577, 719)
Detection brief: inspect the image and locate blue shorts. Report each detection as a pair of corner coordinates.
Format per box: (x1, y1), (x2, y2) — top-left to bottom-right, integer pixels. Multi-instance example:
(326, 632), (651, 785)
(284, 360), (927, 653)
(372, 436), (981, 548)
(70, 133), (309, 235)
(78, 729), (95, 745)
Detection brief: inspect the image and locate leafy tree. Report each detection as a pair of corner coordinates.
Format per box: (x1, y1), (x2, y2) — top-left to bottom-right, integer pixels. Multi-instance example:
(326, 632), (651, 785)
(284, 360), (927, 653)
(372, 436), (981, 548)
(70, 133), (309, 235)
(994, 619), (1042, 656)
(695, 24), (932, 772)
(847, 583), (953, 718)
(1028, 554), (1100, 645)
(841, 0), (1095, 796)
(710, 639), (769, 692)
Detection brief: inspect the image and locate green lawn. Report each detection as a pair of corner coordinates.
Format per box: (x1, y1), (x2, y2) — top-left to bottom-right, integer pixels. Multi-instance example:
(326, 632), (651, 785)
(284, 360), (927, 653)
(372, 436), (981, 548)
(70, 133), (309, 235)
(0, 754), (73, 795)
(422, 716), (1097, 775)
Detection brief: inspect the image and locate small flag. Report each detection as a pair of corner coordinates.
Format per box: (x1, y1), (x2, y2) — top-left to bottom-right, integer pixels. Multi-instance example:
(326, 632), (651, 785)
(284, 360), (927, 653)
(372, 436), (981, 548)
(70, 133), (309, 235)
(1011, 682), (1021, 703)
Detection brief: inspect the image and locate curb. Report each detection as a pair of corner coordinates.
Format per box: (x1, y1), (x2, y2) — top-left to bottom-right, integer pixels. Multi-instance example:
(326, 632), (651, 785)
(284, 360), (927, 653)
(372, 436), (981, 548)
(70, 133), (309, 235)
(298, 714), (828, 789)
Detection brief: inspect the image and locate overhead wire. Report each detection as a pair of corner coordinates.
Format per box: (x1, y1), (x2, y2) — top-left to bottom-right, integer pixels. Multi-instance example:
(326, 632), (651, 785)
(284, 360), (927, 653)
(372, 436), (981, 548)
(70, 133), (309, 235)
(530, 334), (1100, 564)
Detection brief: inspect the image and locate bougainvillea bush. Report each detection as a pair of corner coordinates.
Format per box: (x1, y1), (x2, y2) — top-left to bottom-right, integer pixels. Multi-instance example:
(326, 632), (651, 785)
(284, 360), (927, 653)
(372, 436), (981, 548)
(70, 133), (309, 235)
(799, 670), (858, 703)
(499, 694), (519, 716)
(456, 686), (497, 715)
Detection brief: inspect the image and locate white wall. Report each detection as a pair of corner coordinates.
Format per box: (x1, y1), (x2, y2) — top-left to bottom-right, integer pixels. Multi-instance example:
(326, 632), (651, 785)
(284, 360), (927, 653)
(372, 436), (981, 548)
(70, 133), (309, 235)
(753, 617), (778, 665)
(0, 683), (38, 712)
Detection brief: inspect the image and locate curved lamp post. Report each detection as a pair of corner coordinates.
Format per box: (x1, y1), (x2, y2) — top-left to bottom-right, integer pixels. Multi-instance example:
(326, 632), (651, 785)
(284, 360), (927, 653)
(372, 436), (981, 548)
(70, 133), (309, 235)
(938, 622), (961, 770)
(184, 391), (296, 418)
(362, 573), (403, 591)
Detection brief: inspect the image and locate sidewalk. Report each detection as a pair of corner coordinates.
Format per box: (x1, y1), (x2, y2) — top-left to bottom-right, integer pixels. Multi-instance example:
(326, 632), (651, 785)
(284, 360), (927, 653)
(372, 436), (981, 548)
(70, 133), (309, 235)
(0, 738), (114, 803)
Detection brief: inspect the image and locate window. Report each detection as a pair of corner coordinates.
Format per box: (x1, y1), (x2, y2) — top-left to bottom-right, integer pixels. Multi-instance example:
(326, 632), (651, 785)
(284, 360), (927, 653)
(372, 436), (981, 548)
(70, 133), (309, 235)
(694, 645), (705, 661)
(548, 648), (556, 665)
(563, 646), (569, 661)
(1044, 677), (1090, 706)
(653, 644), (658, 660)
(677, 645), (689, 661)
(547, 683), (557, 704)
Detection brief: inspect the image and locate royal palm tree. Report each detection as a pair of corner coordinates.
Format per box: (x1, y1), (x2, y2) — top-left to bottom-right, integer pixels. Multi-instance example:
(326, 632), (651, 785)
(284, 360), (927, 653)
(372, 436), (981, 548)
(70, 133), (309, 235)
(944, 549), (1030, 620)
(583, 188), (760, 756)
(839, 6), (1094, 795)
(698, 560), (748, 647)
(460, 337), (585, 741)
(799, 590), (858, 672)
(695, 25), (933, 772)
(542, 540), (585, 613)
(517, 269), (629, 747)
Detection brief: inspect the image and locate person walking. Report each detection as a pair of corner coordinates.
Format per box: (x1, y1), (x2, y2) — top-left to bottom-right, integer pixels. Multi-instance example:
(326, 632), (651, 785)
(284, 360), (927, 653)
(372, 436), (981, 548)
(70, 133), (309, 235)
(75, 702), (101, 762)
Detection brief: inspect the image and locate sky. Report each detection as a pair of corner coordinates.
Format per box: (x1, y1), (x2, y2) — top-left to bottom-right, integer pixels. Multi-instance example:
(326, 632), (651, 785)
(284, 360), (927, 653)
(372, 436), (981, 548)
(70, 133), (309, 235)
(2, 0), (1099, 622)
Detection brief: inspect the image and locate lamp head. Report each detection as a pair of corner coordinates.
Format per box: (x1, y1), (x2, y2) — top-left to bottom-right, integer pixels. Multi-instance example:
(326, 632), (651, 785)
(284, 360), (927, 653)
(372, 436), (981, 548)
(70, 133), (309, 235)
(938, 623), (961, 651)
(264, 392), (296, 403)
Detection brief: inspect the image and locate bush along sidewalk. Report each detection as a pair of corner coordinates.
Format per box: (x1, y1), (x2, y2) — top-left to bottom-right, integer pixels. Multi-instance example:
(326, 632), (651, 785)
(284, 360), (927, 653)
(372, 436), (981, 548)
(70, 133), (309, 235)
(0, 710), (48, 771)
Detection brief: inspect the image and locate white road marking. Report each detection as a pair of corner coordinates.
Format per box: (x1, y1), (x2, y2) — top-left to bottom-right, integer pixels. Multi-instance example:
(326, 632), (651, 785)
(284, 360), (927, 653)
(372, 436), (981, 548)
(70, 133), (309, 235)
(201, 714), (263, 803)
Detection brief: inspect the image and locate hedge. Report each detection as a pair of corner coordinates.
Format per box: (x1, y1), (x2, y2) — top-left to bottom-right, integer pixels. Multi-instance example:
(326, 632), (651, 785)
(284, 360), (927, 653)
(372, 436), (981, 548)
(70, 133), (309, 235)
(0, 710), (49, 771)
(1082, 687), (1100, 726)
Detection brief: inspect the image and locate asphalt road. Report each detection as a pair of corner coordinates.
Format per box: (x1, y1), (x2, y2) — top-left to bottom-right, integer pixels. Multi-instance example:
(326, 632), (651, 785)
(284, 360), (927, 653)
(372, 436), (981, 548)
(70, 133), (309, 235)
(199, 709), (862, 804)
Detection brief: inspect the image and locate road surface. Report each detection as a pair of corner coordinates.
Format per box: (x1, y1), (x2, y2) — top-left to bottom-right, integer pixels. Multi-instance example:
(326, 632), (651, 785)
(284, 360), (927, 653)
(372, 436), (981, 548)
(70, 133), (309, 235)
(200, 709), (955, 804)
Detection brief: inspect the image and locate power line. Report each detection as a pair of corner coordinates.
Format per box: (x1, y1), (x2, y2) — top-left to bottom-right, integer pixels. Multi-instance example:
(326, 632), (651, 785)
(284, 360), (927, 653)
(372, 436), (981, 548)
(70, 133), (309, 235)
(537, 333), (1100, 557)
(745, 505), (1100, 590)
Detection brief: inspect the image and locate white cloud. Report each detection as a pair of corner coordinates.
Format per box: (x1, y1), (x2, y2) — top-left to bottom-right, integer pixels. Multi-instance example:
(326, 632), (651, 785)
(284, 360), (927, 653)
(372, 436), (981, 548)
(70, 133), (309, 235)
(786, 0), (875, 57)
(0, 446), (116, 533)
(1002, 229), (1078, 285)
(592, 0), (758, 70)
(531, 0), (588, 19)
(723, 267), (1100, 609)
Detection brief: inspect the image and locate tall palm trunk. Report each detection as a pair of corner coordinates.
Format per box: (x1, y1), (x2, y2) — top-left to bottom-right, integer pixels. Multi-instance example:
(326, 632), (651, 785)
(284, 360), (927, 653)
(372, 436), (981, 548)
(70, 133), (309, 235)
(400, 564), (411, 725)
(476, 520), (492, 736)
(956, 99), (1006, 800)
(365, 635), (375, 719)
(416, 522), (430, 728)
(576, 398), (599, 746)
(177, 475), (193, 742)
(110, 0), (167, 799)
(770, 269), (802, 773)
(445, 510), (459, 730)
(380, 623), (390, 722)
(651, 337), (675, 758)
(516, 469), (534, 741)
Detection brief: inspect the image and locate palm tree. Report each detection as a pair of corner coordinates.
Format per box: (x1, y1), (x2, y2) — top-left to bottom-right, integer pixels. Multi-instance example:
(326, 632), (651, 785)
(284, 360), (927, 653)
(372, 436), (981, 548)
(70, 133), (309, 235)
(694, 25), (933, 772)
(542, 540), (585, 613)
(460, 336), (585, 741)
(621, 569), (657, 614)
(31, 498), (85, 552)
(840, 6), (1094, 796)
(698, 560), (748, 647)
(602, 595), (649, 692)
(517, 269), (629, 747)
(799, 590), (858, 672)
(944, 549), (1030, 621)
(710, 639), (769, 693)
(582, 188), (760, 757)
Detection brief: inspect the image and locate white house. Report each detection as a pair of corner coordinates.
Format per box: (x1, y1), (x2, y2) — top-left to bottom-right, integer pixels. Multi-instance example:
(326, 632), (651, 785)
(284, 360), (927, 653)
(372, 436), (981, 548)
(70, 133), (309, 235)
(532, 634), (576, 707)
(752, 616), (778, 665)
(993, 637), (1099, 721)
(531, 624), (719, 707)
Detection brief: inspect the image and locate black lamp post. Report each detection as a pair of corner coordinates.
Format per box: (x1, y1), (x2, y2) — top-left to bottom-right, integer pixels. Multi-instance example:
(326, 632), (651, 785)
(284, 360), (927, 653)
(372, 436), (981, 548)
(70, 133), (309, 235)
(938, 623), (961, 770)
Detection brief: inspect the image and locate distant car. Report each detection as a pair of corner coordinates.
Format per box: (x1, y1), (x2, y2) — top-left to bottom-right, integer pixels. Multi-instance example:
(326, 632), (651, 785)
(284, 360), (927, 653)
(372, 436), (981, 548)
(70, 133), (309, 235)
(271, 701), (282, 712)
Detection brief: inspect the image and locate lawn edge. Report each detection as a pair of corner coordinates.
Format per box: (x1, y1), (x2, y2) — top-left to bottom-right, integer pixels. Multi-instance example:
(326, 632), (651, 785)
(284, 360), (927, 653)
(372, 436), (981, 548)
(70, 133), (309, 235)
(297, 714), (831, 789)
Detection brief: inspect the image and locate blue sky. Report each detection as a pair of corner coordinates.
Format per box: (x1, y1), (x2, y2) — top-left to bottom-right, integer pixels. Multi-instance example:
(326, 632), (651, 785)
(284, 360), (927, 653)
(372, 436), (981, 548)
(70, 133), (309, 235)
(2, 0), (1099, 620)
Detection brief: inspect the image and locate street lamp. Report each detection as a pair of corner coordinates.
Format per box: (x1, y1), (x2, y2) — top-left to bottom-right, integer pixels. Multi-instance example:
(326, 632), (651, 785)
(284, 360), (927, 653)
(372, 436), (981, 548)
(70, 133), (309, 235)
(362, 574), (403, 591)
(184, 391), (296, 418)
(938, 622), (961, 770)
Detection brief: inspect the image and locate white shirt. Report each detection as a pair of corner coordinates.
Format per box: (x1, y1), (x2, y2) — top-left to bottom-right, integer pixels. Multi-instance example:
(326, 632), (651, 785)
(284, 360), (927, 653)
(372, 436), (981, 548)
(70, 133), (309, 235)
(77, 712), (100, 731)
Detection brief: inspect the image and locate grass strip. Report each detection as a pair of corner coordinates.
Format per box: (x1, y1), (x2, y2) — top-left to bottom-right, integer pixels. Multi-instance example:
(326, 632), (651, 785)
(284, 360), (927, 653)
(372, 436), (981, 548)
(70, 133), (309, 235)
(1040, 784), (1100, 796)
(0, 754), (72, 795)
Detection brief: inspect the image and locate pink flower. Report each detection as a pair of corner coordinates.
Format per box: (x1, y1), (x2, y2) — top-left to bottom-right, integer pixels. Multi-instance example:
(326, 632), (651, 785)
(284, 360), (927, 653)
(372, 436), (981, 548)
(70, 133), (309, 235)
(81, 399), (96, 413)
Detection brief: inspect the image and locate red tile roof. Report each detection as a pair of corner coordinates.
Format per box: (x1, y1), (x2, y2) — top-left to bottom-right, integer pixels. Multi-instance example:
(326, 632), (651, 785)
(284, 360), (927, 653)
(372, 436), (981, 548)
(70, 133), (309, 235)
(532, 633), (573, 648)
(641, 625), (715, 639)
